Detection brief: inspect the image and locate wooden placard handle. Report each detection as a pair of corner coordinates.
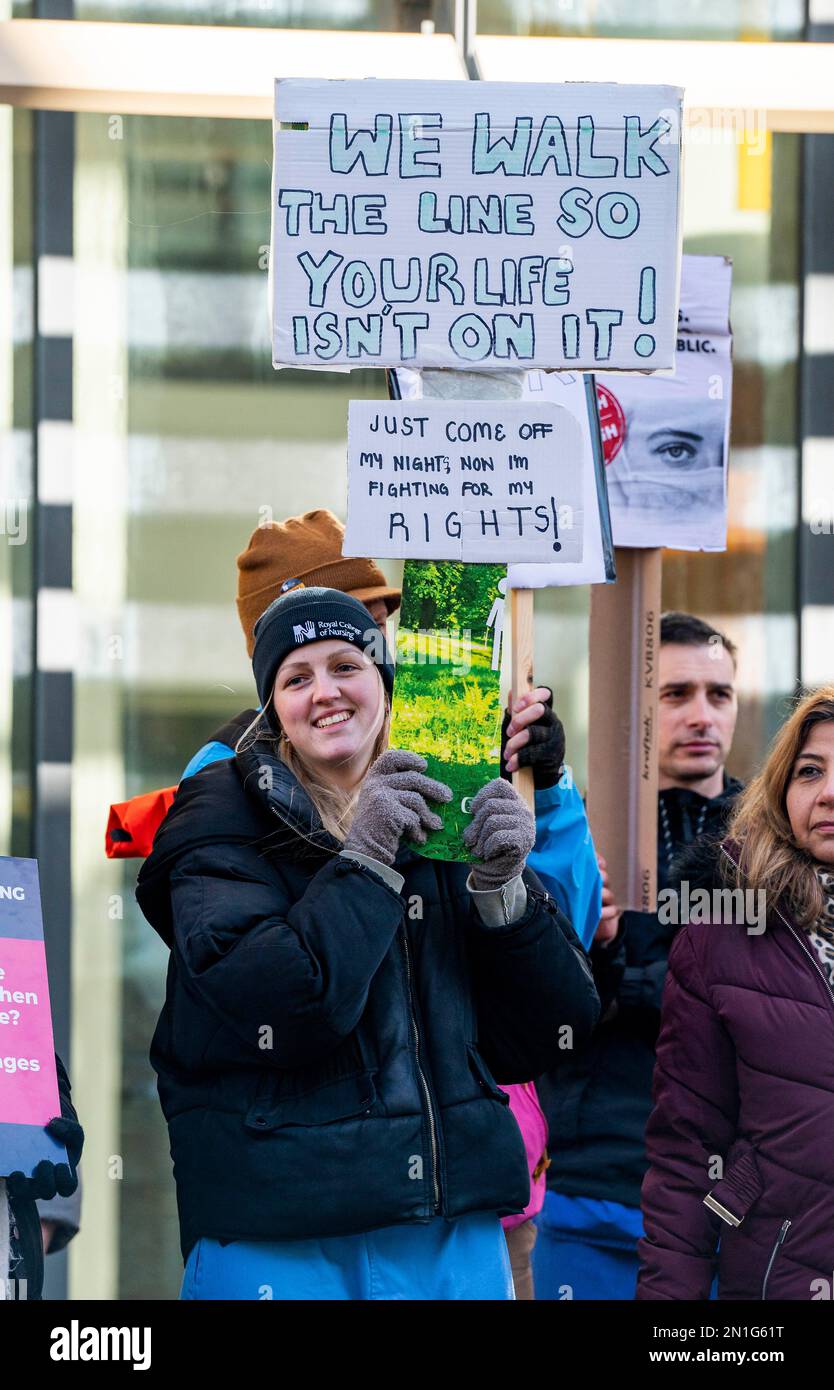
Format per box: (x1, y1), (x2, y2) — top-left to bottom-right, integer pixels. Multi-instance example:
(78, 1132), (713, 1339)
(587, 548), (662, 913)
(510, 586), (536, 812)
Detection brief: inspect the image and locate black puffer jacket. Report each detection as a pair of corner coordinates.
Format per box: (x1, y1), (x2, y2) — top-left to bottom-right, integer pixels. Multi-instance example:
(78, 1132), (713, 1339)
(136, 737), (599, 1259)
(539, 776), (743, 1209)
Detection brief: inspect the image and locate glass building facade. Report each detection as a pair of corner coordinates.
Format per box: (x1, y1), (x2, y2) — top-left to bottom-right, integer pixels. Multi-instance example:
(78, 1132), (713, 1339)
(0, 0), (830, 1298)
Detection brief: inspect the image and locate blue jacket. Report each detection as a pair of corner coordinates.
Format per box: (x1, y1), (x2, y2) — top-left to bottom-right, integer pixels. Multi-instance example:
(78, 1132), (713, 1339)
(527, 775), (601, 952)
(136, 733), (600, 1258)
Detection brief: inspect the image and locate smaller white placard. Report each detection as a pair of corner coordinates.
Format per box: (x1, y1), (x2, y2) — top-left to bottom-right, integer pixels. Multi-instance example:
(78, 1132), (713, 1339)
(344, 399), (584, 563)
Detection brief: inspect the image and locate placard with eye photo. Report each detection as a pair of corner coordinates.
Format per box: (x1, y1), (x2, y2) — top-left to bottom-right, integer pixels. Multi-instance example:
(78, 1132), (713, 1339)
(597, 255), (733, 551)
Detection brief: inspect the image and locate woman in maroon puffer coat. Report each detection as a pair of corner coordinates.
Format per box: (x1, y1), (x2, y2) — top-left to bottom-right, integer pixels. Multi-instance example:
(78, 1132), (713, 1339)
(638, 684), (834, 1301)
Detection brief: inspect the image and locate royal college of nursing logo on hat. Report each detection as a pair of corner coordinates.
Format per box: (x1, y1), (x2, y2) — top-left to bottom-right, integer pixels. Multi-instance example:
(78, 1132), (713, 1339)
(319, 619), (362, 640)
(293, 621), (317, 643)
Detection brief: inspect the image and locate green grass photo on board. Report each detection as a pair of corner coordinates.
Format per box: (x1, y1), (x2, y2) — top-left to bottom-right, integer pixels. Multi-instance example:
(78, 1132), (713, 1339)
(390, 561), (506, 863)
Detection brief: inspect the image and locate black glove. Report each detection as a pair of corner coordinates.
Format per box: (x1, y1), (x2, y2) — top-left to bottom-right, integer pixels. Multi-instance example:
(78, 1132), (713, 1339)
(500, 689), (566, 792)
(6, 1115), (84, 1202)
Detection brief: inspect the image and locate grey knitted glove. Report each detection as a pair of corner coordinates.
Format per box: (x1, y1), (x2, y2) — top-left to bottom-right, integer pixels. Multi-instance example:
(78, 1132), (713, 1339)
(463, 778), (536, 890)
(343, 749), (452, 866)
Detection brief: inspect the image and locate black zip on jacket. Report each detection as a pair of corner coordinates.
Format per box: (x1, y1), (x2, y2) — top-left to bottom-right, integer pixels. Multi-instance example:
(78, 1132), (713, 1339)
(538, 775), (743, 1211)
(136, 736), (600, 1259)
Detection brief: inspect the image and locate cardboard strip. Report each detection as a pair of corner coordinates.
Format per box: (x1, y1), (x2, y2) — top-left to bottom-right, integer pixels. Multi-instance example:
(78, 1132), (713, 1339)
(587, 548), (661, 913)
(510, 587), (536, 812)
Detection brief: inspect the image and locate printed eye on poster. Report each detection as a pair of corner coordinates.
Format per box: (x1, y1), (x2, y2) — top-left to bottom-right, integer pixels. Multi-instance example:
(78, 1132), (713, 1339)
(271, 79), (683, 373)
(598, 254), (733, 550)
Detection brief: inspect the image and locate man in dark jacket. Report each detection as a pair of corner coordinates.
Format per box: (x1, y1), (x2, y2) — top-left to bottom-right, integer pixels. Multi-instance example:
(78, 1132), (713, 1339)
(534, 612), (743, 1300)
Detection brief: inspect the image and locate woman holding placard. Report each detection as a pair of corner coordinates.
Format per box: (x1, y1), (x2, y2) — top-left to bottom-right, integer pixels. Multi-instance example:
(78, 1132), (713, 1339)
(137, 586), (599, 1300)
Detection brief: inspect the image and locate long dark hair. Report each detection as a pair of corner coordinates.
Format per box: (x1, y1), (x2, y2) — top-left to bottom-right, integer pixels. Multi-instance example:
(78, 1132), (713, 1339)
(727, 685), (834, 925)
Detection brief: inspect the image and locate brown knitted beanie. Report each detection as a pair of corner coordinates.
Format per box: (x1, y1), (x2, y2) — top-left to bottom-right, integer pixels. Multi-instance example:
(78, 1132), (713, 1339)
(236, 509), (400, 656)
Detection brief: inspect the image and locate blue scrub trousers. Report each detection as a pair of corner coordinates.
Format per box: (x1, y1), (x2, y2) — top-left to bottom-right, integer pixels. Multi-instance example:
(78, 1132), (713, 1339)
(532, 1192), (643, 1300)
(180, 1214), (515, 1301)
(533, 1192), (719, 1301)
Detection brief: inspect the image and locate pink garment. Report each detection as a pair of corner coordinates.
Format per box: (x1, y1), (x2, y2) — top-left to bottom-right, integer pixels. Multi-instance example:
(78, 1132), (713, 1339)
(500, 1081), (548, 1231)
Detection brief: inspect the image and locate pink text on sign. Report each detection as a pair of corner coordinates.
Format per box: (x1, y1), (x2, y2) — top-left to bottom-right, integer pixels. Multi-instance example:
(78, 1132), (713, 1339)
(0, 936), (60, 1126)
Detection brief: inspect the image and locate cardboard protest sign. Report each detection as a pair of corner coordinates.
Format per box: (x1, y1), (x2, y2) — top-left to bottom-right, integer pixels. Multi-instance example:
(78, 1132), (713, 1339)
(390, 365), (613, 587)
(344, 399), (583, 564)
(598, 255), (733, 550)
(0, 858), (68, 1176)
(272, 79), (683, 372)
(389, 561), (505, 861)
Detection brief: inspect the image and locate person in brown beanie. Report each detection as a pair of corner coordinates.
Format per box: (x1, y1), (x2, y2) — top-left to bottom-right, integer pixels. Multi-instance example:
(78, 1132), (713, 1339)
(179, 510), (401, 779)
(236, 510), (400, 656)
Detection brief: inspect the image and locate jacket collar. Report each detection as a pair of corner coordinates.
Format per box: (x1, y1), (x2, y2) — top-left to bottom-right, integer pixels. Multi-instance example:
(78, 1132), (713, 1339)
(235, 733), (341, 859)
(236, 731), (431, 869)
(659, 772), (743, 813)
(138, 736), (339, 944)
